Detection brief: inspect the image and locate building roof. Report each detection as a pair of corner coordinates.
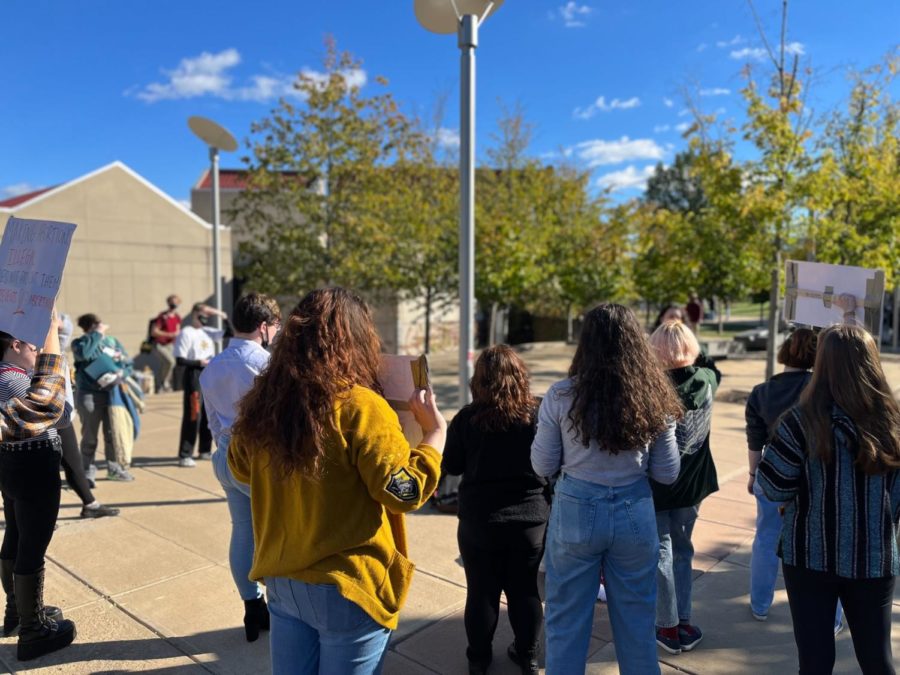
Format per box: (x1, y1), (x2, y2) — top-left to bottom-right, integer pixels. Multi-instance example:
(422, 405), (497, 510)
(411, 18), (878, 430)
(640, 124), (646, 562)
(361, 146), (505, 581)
(0, 161), (215, 230)
(0, 186), (56, 208)
(193, 168), (315, 191)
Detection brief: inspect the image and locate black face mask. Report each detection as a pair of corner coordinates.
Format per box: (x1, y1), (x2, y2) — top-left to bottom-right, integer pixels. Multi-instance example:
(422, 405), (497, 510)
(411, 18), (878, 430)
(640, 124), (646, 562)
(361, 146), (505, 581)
(261, 324), (271, 350)
(168, 303), (178, 311)
(197, 315), (209, 326)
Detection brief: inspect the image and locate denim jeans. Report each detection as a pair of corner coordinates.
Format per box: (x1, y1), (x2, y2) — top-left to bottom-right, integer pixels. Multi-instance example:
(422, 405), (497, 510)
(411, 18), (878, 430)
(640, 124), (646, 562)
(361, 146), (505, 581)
(656, 505), (699, 628)
(751, 482), (843, 629)
(75, 390), (114, 470)
(265, 577), (391, 675)
(544, 474), (660, 675)
(212, 445), (260, 601)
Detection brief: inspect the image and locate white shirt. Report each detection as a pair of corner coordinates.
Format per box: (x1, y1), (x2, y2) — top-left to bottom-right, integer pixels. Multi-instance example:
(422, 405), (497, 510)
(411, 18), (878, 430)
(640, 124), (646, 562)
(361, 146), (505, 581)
(199, 338), (270, 450)
(173, 325), (223, 363)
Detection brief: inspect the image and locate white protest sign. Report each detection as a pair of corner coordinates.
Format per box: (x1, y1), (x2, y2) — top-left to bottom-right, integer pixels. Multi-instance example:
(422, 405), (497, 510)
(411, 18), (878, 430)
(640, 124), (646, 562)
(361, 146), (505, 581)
(784, 260), (885, 338)
(0, 217), (77, 346)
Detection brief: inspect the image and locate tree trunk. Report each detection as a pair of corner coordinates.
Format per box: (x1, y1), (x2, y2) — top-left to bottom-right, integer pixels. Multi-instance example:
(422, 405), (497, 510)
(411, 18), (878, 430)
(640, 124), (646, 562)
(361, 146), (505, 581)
(566, 304), (574, 344)
(489, 302), (499, 347)
(717, 297), (725, 335)
(765, 254), (781, 380)
(424, 288), (432, 355)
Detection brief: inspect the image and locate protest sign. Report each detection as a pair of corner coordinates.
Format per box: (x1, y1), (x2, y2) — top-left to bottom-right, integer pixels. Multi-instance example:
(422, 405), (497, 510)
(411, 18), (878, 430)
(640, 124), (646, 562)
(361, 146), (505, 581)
(784, 260), (885, 338)
(379, 353), (430, 446)
(0, 217), (77, 346)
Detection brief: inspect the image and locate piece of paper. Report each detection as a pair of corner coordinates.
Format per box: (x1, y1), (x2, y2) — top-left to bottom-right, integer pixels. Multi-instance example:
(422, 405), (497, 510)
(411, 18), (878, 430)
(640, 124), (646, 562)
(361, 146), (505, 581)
(784, 260), (885, 338)
(0, 217), (77, 345)
(379, 354), (430, 447)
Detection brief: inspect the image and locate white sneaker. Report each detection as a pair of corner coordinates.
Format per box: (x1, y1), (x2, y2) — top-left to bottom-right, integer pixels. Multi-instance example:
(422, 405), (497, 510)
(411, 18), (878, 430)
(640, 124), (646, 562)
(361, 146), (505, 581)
(597, 583), (607, 602)
(751, 609), (768, 622)
(179, 457), (196, 468)
(834, 621), (844, 636)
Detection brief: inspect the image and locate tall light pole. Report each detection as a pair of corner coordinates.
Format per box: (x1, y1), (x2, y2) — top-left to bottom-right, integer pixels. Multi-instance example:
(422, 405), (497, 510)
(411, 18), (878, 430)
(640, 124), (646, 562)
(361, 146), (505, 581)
(414, 0), (503, 405)
(188, 116), (237, 350)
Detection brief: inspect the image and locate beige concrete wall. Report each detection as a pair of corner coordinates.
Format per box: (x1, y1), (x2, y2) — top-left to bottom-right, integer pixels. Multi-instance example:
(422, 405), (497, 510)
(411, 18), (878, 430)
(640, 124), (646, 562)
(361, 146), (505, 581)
(1, 163), (232, 353)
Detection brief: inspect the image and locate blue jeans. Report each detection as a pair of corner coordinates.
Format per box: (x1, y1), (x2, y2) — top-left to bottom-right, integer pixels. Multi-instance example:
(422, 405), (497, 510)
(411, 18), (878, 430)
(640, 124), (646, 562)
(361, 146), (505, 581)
(212, 446), (260, 601)
(656, 505), (699, 628)
(265, 577), (391, 675)
(751, 482), (843, 629)
(544, 474), (660, 675)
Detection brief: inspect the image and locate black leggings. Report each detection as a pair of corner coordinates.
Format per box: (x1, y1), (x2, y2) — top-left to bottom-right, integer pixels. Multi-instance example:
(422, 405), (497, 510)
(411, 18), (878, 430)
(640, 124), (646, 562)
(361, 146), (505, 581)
(783, 563), (895, 675)
(457, 519), (546, 664)
(179, 368), (211, 459)
(58, 424), (94, 505)
(0, 448), (62, 575)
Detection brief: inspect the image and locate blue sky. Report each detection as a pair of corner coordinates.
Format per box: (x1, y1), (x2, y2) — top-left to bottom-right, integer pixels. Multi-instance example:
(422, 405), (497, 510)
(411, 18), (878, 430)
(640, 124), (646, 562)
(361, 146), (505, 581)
(2, 0), (898, 204)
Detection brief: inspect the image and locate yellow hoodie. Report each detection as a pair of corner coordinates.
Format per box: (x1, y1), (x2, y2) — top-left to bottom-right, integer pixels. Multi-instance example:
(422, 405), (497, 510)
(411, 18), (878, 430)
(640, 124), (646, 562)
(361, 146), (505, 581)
(228, 385), (442, 630)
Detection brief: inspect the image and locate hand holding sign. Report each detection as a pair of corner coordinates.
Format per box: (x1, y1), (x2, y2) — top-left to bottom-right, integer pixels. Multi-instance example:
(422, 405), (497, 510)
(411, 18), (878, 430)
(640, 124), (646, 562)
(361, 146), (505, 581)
(0, 217), (77, 346)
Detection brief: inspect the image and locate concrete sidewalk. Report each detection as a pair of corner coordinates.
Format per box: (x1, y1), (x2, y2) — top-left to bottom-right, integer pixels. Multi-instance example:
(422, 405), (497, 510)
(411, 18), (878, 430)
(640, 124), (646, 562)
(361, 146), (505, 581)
(0, 347), (898, 674)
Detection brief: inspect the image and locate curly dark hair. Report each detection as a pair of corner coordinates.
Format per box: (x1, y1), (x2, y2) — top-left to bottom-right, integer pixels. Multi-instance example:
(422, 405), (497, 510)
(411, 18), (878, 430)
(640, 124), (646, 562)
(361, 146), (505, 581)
(231, 287), (383, 478)
(469, 345), (538, 432)
(568, 303), (683, 453)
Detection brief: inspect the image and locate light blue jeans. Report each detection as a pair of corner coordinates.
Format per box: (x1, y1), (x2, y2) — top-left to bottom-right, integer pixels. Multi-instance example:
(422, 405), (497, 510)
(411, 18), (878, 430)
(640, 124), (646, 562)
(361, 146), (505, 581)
(544, 474), (660, 675)
(265, 577), (391, 675)
(211, 446), (261, 601)
(656, 505), (700, 628)
(751, 482), (843, 629)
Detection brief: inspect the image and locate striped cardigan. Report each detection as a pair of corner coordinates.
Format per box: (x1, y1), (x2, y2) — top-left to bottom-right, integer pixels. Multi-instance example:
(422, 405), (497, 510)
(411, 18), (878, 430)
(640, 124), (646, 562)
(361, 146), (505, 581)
(758, 406), (900, 579)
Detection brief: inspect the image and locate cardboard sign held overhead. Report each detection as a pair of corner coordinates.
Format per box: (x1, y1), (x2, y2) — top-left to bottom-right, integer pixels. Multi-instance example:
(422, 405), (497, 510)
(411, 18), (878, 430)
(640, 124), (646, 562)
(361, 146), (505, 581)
(784, 260), (885, 338)
(0, 217), (77, 346)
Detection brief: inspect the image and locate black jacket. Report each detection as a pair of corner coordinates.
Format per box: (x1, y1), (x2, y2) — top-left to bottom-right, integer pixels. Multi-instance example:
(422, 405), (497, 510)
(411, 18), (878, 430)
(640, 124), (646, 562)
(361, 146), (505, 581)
(744, 370), (811, 452)
(442, 405), (550, 525)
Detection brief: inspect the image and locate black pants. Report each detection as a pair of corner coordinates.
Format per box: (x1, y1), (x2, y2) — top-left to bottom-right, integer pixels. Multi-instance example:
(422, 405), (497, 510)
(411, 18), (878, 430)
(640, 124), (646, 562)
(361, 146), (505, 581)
(58, 424), (94, 505)
(783, 563), (896, 675)
(457, 519), (546, 664)
(179, 368), (211, 459)
(0, 447), (62, 574)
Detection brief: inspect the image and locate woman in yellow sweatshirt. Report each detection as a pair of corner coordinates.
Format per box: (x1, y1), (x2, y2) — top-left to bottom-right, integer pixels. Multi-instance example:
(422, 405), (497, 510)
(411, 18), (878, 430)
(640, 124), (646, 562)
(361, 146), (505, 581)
(229, 287), (446, 675)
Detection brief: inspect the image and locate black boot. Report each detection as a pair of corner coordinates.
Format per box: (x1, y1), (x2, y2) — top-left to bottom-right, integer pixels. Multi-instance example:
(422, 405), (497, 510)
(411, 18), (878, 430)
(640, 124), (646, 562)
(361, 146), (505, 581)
(243, 596), (270, 642)
(0, 559), (61, 637)
(507, 641), (539, 675)
(15, 567), (76, 661)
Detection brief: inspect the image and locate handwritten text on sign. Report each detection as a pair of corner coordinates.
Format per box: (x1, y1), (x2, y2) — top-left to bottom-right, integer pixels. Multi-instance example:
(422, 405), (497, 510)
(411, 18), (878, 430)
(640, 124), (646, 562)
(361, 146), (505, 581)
(0, 217), (77, 345)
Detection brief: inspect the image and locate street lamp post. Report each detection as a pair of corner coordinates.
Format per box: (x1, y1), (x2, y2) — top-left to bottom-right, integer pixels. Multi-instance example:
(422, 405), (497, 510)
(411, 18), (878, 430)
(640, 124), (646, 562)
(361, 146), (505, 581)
(188, 116), (237, 350)
(414, 0), (503, 406)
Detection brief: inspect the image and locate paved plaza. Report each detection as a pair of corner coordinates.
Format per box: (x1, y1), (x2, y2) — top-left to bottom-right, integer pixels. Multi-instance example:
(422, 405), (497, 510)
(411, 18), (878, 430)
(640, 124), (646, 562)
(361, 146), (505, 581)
(0, 344), (898, 674)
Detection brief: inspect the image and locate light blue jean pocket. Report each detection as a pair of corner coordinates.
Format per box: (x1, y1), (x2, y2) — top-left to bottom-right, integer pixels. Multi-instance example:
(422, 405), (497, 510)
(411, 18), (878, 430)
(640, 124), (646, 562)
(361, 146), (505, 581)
(554, 492), (596, 547)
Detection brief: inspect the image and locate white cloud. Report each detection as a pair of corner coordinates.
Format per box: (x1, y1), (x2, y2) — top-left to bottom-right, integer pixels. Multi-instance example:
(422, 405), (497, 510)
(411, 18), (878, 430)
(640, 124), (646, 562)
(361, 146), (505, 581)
(678, 108), (691, 117)
(131, 48), (366, 103)
(730, 42), (805, 62)
(696, 43), (708, 52)
(699, 87), (731, 97)
(1, 183), (41, 199)
(716, 35), (745, 48)
(663, 97), (674, 108)
(596, 165), (657, 192)
(299, 67), (367, 91)
(435, 127), (460, 149)
(558, 2), (592, 28)
(653, 124), (671, 133)
(675, 122), (692, 133)
(730, 46), (768, 62)
(572, 137), (666, 167)
(573, 95), (641, 120)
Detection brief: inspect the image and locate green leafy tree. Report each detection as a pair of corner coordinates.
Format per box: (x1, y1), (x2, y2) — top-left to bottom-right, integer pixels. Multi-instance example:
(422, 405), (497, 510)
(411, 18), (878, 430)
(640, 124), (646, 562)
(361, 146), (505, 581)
(232, 39), (416, 298)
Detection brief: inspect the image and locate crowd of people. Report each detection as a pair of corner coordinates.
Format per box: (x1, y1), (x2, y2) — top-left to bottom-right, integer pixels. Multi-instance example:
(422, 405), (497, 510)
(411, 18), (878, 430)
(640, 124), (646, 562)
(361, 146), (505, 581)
(0, 286), (897, 675)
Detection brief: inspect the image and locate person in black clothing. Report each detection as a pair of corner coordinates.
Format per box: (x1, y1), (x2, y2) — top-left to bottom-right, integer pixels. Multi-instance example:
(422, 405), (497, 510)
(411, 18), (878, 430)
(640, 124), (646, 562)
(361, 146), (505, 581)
(442, 345), (550, 675)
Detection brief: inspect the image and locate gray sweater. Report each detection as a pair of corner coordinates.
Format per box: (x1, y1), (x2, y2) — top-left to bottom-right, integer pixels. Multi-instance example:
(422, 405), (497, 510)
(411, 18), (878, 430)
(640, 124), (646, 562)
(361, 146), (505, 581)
(531, 378), (680, 486)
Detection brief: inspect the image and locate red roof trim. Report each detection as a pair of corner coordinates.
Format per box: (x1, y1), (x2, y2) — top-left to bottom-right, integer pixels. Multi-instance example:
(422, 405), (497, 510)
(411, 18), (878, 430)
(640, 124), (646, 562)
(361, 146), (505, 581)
(0, 186), (56, 208)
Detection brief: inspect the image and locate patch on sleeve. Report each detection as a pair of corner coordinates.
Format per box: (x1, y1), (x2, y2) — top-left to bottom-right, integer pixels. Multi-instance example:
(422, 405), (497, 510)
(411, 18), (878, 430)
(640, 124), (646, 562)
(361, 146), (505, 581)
(386, 468), (419, 502)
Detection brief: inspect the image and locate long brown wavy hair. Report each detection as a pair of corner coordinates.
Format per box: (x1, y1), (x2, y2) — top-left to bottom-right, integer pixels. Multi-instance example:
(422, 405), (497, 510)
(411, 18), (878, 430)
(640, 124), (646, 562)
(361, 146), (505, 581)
(798, 324), (900, 474)
(568, 303), (683, 453)
(469, 345), (538, 432)
(231, 287), (383, 478)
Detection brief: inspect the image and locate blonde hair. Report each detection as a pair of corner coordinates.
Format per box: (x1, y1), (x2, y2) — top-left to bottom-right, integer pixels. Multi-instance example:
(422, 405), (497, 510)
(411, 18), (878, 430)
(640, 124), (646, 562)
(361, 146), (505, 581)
(650, 320), (701, 369)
